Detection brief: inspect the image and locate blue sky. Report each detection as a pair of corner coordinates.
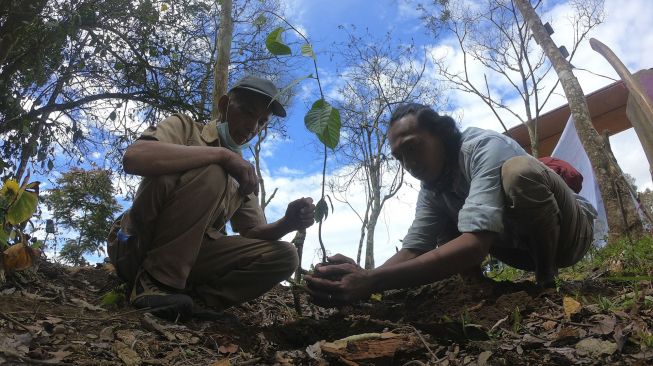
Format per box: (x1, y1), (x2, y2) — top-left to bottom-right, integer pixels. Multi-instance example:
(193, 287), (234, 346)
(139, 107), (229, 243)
(37, 0), (653, 267)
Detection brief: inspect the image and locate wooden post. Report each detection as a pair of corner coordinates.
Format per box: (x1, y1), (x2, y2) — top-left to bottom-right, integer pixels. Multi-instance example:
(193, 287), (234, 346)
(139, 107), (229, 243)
(590, 38), (653, 181)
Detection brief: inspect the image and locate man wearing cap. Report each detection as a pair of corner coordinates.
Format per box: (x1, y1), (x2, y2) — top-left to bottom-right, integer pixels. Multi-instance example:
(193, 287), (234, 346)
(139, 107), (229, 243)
(109, 75), (314, 321)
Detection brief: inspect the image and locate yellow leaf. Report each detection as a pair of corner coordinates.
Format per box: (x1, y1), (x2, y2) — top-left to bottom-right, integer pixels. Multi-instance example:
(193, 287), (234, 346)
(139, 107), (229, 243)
(1, 179), (19, 198)
(161, 3), (168, 11)
(7, 189), (38, 225)
(370, 293), (382, 301)
(563, 296), (581, 318)
(2, 243), (40, 273)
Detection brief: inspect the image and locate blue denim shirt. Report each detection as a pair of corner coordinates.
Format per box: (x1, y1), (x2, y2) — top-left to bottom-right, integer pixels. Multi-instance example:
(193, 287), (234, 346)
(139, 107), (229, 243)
(401, 127), (596, 252)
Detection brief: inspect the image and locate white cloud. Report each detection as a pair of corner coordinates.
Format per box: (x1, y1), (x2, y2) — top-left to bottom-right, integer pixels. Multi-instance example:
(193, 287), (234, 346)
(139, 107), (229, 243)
(260, 164), (421, 269)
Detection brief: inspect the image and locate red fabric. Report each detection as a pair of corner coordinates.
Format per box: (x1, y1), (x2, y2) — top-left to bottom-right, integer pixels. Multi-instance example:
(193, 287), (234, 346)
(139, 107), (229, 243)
(538, 157), (584, 193)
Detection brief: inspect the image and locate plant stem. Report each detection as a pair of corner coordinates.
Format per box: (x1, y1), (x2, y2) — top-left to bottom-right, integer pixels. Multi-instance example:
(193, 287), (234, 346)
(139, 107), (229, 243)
(266, 9), (328, 262)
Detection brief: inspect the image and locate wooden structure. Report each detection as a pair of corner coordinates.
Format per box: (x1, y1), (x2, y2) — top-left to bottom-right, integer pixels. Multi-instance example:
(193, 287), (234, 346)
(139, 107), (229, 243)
(507, 79), (632, 156)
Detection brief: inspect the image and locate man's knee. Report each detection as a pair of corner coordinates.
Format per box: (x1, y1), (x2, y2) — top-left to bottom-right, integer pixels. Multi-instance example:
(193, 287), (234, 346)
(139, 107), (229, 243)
(177, 164), (228, 196)
(269, 240), (300, 276)
(501, 156), (543, 196)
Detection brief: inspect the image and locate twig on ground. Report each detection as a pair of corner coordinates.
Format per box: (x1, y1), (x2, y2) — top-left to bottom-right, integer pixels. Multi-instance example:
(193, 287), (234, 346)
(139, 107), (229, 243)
(410, 325), (444, 363)
(489, 315), (509, 333)
(0, 348), (68, 366)
(235, 357), (263, 365)
(0, 311), (34, 334)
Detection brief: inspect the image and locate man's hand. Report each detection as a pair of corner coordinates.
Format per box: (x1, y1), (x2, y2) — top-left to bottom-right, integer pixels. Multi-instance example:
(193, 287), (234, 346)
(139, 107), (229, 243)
(304, 256), (375, 307)
(283, 197), (315, 231)
(305, 263), (374, 306)
(221, 150), (259, 196)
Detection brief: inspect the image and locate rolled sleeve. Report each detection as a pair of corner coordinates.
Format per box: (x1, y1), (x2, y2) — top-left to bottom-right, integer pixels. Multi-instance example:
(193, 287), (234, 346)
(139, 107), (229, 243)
(139, 114), (193, 145)
(402, 189), (458, 251)
(458, 136), (524, 234)
(230, 194), (267, 234)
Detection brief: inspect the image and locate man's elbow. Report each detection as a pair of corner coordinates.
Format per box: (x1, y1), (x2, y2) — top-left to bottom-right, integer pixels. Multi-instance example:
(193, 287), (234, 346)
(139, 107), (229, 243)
(122, 141), (147, 175)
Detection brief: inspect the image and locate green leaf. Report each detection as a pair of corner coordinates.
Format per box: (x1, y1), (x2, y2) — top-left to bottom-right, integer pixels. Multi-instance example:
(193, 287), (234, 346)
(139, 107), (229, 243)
(254, 14), (267, 27)
(161, 3), (168, 11)
(301, 43), (315, 59)
(304, 99), (341, 149)
(0, 228), (8, 247)
(314, 198), (329, 223)
(109, 111), (117, 121)
(265, 27), (291, 56)
(7, 190), (37, 225)
(47, 159), (54, 171)
(101, 288), (124, 307)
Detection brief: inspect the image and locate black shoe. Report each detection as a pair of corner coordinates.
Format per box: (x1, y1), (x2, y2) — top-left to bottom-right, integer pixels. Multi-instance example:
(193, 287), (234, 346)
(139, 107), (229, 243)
(130, 269), (193, 321)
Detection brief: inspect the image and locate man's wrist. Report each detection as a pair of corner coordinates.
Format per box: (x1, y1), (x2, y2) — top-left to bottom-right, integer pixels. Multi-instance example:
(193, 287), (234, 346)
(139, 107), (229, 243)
(278, 215), (295, 234)
(366, 268), (384, 293)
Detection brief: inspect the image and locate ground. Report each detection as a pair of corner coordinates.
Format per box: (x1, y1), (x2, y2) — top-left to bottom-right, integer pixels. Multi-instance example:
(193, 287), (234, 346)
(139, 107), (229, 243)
(1, 257), (652, 365)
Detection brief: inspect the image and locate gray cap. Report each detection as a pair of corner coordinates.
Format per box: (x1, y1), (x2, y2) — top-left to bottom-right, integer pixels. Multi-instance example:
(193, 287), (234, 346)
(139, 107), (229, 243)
(230, 75), (287, 117)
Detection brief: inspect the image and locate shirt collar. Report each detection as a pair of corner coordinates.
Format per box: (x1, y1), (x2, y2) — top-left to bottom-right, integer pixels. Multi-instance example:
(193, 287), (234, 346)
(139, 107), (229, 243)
(201, 119), (222, 146)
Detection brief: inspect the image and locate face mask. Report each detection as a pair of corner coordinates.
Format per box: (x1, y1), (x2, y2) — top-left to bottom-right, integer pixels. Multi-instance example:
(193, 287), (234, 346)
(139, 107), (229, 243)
(217, 122), (246, 152)
(217, 102), (248, 152)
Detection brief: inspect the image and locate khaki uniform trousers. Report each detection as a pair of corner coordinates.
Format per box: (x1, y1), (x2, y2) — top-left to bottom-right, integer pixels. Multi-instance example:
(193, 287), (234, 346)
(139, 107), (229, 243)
(108, 164), (298, 310)
(493, 156), (594, 281)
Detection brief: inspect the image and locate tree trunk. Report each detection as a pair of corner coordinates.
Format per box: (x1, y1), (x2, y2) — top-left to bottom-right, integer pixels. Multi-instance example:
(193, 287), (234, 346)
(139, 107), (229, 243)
(515, 0), (643, 238)
(364, 205), (380, 270)
(356, 202), (371, 266)
(211, 0), (233, 119)
(525, 118), (539, 158)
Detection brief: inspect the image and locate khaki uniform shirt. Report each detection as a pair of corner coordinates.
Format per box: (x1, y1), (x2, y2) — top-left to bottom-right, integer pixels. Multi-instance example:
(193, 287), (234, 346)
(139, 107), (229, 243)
(132, 113), (266, 239)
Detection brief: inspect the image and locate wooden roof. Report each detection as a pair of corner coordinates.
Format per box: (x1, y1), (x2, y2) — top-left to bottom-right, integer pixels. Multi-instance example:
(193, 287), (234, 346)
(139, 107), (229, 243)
(506, 80), (632, 156)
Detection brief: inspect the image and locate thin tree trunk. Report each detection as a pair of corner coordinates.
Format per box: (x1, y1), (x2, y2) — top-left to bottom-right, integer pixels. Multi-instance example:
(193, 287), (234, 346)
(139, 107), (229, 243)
(211, 0), (233, 119)
(356, 202), (371, 266)
(364, 206), (379, 270)
(515, 0), (643, 238)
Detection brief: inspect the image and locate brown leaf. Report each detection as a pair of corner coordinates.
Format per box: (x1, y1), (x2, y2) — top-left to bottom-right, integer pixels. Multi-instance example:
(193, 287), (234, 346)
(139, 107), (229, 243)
(541, 320), (557, 330)
(2, 243), (40, 273)
(114, 340), (142, 366)
(477, 350), (492, 366)
(589, 314), (616, 335)
(46, 350), (72, 363)
(563, 297), (581, 319)
(551, 327), (580, 347)
(218, 343), (238, 354)
(613, 324), (626, 351)
(575, 338), (617, 357)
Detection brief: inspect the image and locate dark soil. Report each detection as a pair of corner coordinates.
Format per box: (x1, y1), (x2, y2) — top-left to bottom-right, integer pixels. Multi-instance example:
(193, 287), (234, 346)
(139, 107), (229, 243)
(0, 260), (651, 365)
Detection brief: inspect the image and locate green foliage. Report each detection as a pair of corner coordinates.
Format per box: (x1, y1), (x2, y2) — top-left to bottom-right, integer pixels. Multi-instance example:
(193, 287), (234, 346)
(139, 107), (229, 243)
(1, 0), (292, 178)
(511, 305), (521, 333)
(300, 43), (316, 59)
(44, 169), (121, 265)
(0, 176), (40, 248)
(101, 285), (126, 307)
(265, 27), (291, 55)
(304, 99), (341, 149)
